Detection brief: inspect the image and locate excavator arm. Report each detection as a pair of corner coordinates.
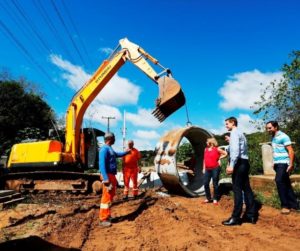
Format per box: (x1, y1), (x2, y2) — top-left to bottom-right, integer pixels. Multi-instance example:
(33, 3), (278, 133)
(64, 38), (185, 162)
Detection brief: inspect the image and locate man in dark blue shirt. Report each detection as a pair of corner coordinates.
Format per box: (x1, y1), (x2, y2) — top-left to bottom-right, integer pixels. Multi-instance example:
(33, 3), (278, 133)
(99, 132), (129, 227)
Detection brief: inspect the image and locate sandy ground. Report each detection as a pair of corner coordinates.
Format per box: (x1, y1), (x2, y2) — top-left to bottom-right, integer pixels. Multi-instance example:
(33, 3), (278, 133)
(0, 189), (300, 251)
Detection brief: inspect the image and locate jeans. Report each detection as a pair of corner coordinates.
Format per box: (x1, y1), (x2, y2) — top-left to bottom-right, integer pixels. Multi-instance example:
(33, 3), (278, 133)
(232, 159), (256, 218)
(274, 163), (299, 209)
(204, 167), (220, 201)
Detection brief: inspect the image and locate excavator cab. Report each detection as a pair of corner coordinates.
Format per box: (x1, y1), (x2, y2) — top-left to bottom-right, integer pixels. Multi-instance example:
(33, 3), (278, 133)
(153, 76), (185, 122)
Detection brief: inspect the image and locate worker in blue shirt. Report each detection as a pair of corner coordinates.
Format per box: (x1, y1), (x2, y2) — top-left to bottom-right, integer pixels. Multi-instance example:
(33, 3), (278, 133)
(99, 132), (130, 227)
(222, 117), (257, 226)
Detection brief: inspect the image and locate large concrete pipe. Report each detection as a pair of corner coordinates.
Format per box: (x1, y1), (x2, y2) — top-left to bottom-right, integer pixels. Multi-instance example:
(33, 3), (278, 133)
(154, 126), (213, 197)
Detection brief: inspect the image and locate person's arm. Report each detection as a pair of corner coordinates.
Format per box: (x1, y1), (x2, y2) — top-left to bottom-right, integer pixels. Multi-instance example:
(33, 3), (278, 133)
(226, 130), (239, 174)
(229, 130), (239, 168)
(218, 148), (228, 159)
(115, 150), (130, 158)
(99, 147), (109, 182)
(137, 149), (142, 160)
(202, 159), (206, 174)
(286, 145), (295, 173)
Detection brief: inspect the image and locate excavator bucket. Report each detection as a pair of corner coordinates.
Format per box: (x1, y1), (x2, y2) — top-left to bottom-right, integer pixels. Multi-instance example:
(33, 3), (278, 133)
(152, 76), (186, 122)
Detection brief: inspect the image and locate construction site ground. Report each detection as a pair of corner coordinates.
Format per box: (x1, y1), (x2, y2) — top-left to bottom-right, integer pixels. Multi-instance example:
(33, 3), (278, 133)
(0, 188), (300, 251)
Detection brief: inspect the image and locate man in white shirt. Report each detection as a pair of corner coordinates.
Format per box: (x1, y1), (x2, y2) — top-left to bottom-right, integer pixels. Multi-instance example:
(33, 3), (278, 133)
(222, 117), (257, 226)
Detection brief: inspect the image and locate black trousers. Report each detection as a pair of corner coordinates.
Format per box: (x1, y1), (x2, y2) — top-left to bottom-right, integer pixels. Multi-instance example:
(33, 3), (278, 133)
(274, 163), (299, 209)
(231, 158), (256, 218)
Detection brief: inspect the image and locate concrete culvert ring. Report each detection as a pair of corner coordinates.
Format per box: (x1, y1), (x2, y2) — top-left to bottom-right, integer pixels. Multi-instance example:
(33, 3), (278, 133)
(154, 126), (213, 197)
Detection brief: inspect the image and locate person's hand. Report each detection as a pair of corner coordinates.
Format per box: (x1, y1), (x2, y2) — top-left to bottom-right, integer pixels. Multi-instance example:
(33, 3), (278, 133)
(138, 167), (141, 173)
(287, 165), (294, 173)
(202, 168), (205, 174)
(226, 166), (234, 175)
(102, 180), (112, 191)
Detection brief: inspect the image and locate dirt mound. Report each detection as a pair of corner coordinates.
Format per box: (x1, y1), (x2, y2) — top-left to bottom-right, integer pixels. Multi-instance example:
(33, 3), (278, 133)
(0, 189), (300, 251)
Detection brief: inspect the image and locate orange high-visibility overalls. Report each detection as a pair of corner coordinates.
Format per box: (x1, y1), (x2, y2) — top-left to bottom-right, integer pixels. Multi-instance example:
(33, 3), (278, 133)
(99, 173), (117, 221)
(123, 148), (141, 196)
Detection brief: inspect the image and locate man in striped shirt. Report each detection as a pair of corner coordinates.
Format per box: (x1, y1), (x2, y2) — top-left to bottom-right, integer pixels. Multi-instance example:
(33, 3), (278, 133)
(266, 121), (299, 214)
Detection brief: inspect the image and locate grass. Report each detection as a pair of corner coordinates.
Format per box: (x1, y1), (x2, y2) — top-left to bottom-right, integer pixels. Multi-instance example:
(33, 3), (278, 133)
(254, 184), (300, 209)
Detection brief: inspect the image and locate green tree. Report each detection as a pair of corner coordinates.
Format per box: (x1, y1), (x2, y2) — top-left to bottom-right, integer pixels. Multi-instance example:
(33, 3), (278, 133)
(177, 142), (193, 163)
(0, 79), (55, 155)
(254, 50), (300, 171)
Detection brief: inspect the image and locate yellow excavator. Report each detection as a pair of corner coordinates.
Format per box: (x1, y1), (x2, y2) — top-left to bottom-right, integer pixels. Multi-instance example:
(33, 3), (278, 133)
(1, 38), (185, 193)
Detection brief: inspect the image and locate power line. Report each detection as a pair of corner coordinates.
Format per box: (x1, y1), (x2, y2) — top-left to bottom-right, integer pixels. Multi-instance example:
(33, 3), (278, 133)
(60, 0), (93, 67)
(50, 0), (87, 67)
(0, 1), (45, 56)
(11, 0), (53, 55)
(0, 20), (52, 82)
(0, 20), (69, 99)
(33, 0), (76, 63)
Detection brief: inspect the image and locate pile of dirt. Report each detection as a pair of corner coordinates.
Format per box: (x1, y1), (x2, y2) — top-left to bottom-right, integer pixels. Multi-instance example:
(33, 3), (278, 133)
(0, 189), (300, 251)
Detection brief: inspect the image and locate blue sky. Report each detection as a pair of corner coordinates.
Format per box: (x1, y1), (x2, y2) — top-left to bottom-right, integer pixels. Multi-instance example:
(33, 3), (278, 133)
(1, 0), (300, 150)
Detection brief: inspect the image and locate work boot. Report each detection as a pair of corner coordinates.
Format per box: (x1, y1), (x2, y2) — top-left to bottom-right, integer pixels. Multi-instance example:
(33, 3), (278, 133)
(281, 208), (291, 215)
(99, 221), (112, 227)
(108, 216), (117, 223)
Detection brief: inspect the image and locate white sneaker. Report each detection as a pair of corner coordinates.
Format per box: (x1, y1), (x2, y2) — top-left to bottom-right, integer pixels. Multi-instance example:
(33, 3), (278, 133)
(99, 221), (112, 227)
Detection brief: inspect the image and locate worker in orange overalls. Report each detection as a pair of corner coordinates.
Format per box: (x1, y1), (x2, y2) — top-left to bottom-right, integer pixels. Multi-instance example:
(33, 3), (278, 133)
(122, 140), (141, 200)
(99, 132), (130, 227)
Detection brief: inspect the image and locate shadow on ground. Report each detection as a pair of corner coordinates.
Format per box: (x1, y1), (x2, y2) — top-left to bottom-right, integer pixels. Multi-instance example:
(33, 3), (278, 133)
(0, 236), (80, 251)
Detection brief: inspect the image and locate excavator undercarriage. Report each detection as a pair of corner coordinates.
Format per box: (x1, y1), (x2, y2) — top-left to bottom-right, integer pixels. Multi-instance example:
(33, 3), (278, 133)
(1, 171), (101, 194)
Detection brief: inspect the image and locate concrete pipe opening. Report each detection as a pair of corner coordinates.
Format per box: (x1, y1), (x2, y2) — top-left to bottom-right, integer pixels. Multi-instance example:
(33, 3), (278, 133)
(154, 126), (213, 197)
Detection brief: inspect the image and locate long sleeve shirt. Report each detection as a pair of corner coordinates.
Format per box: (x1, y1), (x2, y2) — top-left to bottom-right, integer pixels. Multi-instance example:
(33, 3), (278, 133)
(229, 127), (248, 168)
(99, 145), (128, 181)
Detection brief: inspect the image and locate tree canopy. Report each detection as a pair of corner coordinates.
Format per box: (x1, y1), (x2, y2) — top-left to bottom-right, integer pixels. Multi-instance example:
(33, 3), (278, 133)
(254, 50), (300, 170)
(0, 79), (55, 155)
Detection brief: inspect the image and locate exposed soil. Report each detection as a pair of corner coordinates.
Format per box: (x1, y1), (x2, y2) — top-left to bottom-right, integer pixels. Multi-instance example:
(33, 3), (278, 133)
(0, 189), (300, 251)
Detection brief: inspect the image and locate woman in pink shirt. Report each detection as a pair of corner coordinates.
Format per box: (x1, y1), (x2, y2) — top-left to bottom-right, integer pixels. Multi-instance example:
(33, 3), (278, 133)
(203, 138), (227, 205)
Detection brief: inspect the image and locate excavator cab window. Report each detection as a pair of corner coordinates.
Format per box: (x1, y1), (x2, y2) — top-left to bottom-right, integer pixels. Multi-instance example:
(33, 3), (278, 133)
(82, 128), (105, 170)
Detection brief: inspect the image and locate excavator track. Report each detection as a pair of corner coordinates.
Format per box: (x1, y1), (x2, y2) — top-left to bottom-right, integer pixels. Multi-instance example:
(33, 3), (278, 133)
(0, 171), (102, 194)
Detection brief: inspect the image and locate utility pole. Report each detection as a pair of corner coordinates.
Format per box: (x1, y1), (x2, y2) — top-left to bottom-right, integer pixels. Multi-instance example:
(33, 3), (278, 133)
(102, 116), (115, 132)
(121, 110), (127, 151)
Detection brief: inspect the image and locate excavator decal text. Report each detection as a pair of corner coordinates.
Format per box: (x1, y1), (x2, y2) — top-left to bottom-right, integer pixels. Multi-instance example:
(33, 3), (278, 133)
(95, 65), (112, 84)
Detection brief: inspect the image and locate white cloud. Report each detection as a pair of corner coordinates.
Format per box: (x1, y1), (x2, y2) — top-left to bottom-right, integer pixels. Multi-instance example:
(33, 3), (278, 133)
(209, 113), (261, 135)
(84, 102), (122, 127)
(99, 47), (113, 55)
(133, 130), (160, 140)
(50, 54), (141, 106)
(50, 54), (90, 89)
(132, 138), (156, 151)
(126, 108), (161, 128)
(219, 69), (282, 111)
(97, 75), (141, 106)
(236, 114), (261, 134)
